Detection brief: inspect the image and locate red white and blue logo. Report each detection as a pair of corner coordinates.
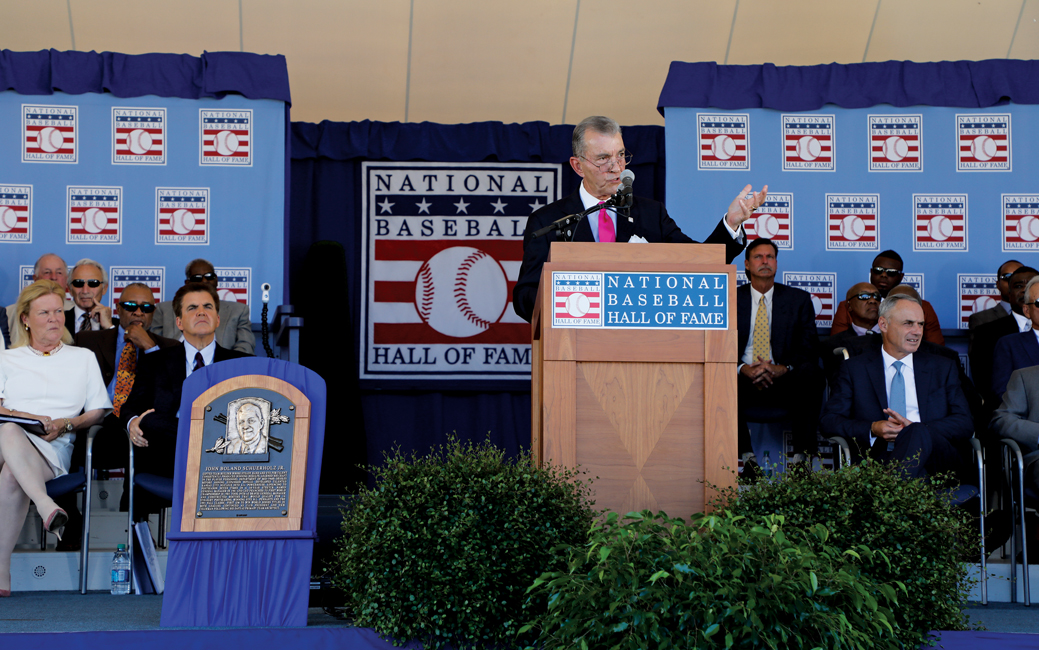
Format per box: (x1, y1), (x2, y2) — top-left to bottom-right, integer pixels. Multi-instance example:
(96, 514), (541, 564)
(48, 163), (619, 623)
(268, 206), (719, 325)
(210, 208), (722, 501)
(869, 115), (922, 171)
(19, 265), (34, 290)
(697, 114), (749, 170)
(67, 186), (122, 244)
(958, 274), (998, 329)
(913, 194), (967, 251)
(901, 273), (925, 298)
(109, 267), (165, 305)
(746, 193), (793, 249)
(156, 188), (209, 245)
(200, 109), (252, 166)
(1002, 194), (1039, 251)
(0, 185), (32, 242)
(23, 105), (77, 163)
(553, 273), (603, 328)
(216, 267), (251, 308)
(957, 114), (1011, 171)
(826, 194), (879, 250)
(113, 108), (166, 165)
(782, 115), (834, 171)
(783, 272), (835, 328)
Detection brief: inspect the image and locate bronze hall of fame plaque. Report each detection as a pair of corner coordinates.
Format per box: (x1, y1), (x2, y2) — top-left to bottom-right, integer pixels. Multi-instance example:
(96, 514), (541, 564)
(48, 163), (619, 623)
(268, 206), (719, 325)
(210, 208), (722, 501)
(181, 375), (311, 533)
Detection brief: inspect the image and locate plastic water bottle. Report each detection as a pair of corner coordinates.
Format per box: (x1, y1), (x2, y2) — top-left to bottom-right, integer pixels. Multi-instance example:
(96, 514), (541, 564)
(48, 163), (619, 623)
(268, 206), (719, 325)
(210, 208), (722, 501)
(762, 450), (774, 479)
(111, 544), (130, 595)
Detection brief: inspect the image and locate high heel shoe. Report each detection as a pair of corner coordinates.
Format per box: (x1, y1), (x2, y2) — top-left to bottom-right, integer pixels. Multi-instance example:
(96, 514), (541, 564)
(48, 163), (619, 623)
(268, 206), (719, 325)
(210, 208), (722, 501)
(43, 507), (68, 541)
(0, 589), (10, 597)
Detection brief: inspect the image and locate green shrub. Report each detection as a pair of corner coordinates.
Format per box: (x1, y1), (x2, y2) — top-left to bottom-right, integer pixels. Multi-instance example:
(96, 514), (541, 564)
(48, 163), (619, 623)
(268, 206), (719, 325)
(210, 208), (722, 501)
(332, 436), (595, 650)
(717, 459), (978, 646)
(522, 510), (904, 650)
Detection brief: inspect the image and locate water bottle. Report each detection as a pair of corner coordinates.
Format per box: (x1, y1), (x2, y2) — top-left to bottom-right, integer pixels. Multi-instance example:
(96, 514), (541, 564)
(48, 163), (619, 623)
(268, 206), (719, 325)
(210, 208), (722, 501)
(111, 544), (130, 595)
(762, 450), (774, 479)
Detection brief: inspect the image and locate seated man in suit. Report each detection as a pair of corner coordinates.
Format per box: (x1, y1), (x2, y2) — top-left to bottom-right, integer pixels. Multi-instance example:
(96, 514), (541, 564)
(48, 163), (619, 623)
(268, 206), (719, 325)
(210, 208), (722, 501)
(971, 266), (1038, 414)
(969, 259), (1021, 353)
(829, 250), (944, 345)
(821, 294), (972, 479)
(821, 283), (880, 386)
(992, 276), (1039, 399)
(513, 115), (768, 322)
(6, 253), (70, 341)
(737, 238), (822, 458)
(991, 366), (1039, 501)
(65, 258), (115, 334)
(121, 282), (251, 484)
(149, 259), (255, 354)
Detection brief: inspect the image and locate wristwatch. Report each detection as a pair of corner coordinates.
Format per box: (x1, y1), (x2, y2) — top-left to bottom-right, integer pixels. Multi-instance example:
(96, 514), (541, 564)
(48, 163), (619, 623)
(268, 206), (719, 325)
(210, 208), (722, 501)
(63, 418), (73, 433)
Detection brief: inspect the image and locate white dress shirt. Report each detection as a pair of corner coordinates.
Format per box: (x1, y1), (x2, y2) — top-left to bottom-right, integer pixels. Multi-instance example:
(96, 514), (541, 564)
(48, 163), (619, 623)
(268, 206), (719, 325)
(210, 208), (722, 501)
(1012, 310), (1032, 332)
(851, 322), (882, 336)
(870, 349), (920, 447)
(184, 338), (217, 377)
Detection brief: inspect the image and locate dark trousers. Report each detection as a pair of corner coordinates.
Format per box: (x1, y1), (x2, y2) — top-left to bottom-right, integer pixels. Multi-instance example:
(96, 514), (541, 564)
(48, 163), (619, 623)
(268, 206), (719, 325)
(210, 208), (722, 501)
(867, 422), (966, 480)
(738, 366), (824, 456)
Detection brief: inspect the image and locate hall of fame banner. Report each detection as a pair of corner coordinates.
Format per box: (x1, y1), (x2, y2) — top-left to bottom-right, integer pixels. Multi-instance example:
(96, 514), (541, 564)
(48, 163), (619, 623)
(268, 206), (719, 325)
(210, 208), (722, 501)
(782, 272), (836, 328)
(957, 274), (998, 329)
(359, 162), (560, 383)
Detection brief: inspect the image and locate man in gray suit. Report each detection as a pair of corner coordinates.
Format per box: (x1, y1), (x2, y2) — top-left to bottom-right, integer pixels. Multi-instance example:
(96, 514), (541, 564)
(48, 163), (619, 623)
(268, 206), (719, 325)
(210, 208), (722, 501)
(969, 259), (1021, 352)
(992, 365), (1039, 491)
(148, 258), (255, 354)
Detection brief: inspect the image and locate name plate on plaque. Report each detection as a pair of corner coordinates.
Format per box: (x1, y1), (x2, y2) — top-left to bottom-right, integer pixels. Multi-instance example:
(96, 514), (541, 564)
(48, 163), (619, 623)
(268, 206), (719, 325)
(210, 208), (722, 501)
(181, 375), (311, 533)
(551, 271), (729, 330)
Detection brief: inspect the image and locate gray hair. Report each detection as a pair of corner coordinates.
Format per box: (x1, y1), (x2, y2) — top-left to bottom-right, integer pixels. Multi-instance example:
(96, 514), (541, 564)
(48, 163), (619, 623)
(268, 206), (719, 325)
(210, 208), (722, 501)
(1025, 275), (1039, 304)
(33, 253), (67, 277)
(879, 293), (922, 320)
(71, 258), (107, 284)
(572, 116), (621, 158)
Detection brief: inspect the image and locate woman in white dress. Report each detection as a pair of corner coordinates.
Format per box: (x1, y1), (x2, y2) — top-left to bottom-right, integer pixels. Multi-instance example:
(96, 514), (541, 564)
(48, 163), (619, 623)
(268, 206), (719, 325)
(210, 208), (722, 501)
(0, 280), (110, 596)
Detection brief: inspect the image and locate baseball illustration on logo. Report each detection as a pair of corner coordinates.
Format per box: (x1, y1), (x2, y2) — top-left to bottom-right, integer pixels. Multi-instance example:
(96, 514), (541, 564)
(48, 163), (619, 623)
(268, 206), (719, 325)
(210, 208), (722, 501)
(913, 195), (967, 251)
(415, 246), (508, 338)
(782, 115), (834, 171)
(67, 186), (122, 244)
(826, 194), (879, 250)
(23, 105), (77, 163)
(868, 115), (922, 171)
(156, 188), (209, 244)
(957, 114), (1010, 171)
(200, 109), (252, 166)
(958, 275), (999, 328)
(113, 108), (166, 165)
(0, 207), (15, 232)
(37, 127), (64, 153)
(1002, 195), (1039, 251)
(697, 114), (749, 170)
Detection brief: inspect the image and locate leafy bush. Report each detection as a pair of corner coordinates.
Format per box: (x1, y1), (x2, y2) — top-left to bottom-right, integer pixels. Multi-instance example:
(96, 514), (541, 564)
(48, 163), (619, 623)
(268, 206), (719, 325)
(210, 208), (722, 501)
(522, 510), (904, 650)
(332, 437), (595, 650)
(717, 459), (978, 646)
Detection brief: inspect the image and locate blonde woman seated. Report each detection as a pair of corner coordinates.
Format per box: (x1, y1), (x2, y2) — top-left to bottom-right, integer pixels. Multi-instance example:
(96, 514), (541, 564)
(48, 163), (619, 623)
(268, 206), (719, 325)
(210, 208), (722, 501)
(0, 280), (110, 597)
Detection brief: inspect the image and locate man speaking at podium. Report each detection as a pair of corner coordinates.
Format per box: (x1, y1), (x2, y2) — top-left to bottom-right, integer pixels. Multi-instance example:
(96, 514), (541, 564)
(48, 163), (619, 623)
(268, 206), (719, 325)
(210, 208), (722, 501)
(512, 115), (768, 323)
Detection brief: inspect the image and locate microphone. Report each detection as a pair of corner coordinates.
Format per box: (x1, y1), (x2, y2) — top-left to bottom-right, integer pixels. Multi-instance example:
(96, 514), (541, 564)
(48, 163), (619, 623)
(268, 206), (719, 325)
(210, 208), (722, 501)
(619, 169), (634, 192)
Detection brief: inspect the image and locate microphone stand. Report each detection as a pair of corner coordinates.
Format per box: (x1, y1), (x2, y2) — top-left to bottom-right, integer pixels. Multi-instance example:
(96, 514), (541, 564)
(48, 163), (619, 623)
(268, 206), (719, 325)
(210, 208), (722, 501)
(532, 187), (633, 241)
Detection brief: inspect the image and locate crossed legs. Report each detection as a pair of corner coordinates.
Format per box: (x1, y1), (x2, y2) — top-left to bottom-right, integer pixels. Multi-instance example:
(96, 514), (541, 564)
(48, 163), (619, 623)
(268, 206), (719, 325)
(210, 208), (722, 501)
(0, 423), (58, 593)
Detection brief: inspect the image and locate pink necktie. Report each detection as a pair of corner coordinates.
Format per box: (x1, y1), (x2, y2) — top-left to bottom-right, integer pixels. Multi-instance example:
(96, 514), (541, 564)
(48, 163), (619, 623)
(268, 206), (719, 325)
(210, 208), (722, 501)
(598, 202), (615, 243)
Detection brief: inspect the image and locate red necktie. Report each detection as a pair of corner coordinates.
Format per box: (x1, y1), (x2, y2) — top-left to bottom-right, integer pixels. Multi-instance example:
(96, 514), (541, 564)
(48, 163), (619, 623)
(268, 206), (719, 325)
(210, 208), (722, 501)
(598, 202), (615, 243)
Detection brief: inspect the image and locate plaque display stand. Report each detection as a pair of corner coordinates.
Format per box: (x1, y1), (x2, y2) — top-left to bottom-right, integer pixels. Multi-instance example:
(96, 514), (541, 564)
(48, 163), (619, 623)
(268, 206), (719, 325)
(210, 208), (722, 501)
(531, 242), (737, 518)
(160, 358), (326, 628)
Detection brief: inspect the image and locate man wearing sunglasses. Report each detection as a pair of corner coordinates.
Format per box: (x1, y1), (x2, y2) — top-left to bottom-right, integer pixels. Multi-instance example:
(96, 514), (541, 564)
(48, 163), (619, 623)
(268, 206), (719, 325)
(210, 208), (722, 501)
(64, 259), (114, 334)
(148, 258), (255, 355)
(513, 115), (768, 322)
(829, 250), (944, 345)
(968, 260), (1022, 352)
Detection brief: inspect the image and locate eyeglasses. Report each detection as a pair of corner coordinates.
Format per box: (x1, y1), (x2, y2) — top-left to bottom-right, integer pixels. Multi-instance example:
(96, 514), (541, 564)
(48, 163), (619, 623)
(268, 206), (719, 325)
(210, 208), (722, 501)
(999, 272), (1016, 282)
(119, 301), (156, 314)
(870, 266), (902, 277)
(70, 279), (102, 288)
(1025, 301), (1039, 308)
(188, 272), (218, 283)
(852, 292), (882, 302)
(580, 150), (633, 171)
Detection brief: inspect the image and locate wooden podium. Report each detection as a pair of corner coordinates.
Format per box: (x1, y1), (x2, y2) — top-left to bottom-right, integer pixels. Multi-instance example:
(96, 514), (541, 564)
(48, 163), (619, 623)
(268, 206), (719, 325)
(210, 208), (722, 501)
(531, 242), (737, 518)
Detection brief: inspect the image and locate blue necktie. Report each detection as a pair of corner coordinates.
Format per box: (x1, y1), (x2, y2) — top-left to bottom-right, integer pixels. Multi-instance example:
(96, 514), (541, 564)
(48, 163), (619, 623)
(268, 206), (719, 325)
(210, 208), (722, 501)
(888, 360), (906, 452)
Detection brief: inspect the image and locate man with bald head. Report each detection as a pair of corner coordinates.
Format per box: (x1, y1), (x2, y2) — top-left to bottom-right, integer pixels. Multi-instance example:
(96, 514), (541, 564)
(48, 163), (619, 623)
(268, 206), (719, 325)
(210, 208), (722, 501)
(5, 253), (71, 345)
(970, 260), (1022, 344)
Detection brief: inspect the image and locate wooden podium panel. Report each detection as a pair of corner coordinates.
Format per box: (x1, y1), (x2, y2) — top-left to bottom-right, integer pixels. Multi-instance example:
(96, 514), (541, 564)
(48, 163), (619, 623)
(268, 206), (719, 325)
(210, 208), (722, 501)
(532, 243), (737, 518)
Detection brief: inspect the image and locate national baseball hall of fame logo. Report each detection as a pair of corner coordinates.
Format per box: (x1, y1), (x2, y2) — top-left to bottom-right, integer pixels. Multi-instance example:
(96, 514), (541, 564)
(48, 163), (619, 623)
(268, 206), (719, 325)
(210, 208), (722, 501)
(826, 194), (879, 250)
(0, 185), (32, 242)
(113, 108), (166, 165)
(958, 275), (998, 329)
(200, 109), (252, 166)
(697, 113), (749, 170)
(23, 105), (77, 163)
(783, 273), (836, 328)
(782, 115), (833, 171)
(1002, 195), (1039, 251)
(957, 114), (1011, 171)
(869, 115), (921, 171)
(360, 162), (561, 382)
(216, 267), (251, 307)
(67, 186), (122, 244)
(745, 193), (793, 249)
(913, 195), (967, 251)
(156, 188), (209, 244)
(109, 267), (165, 305)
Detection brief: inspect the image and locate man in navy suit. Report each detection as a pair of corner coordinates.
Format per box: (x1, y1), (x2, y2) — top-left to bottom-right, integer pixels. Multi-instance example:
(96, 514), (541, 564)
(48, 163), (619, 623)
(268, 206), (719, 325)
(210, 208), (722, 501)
(992, 276), (1039, 399)
(821, 294), (972, 479)
(736, 238), (822, 457)
(512, 115), (768, 322)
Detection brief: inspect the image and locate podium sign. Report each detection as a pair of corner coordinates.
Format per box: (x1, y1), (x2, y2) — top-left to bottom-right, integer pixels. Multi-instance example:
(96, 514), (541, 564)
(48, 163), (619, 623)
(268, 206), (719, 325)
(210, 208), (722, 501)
(179, 375), (311, 533)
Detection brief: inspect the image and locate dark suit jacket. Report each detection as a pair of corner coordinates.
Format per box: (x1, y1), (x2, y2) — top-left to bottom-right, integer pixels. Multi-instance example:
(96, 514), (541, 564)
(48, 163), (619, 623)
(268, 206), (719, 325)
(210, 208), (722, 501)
(970, 315), (1020, 408)
(992, 331), (1039, 400)
(119, 342), (249, 443)
(736, 282), (819, 374)
(512, 190), (746, 322)
(820, 347), (973, 453)
(74, 326), (180, 386)
(65, 309), (118, 336)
